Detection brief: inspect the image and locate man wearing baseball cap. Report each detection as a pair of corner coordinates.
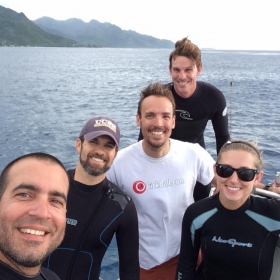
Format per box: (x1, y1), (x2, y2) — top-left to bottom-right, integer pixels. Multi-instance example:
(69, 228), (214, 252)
(43, 117), (140, 280)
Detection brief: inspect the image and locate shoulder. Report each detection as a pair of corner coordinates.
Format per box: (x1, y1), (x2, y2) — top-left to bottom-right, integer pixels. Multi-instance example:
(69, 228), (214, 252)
(66, 169), (75, 178)
(67, 168), (75, 174)
(250, 195), (280, 216)
(185, 195), (219, 222)
(170, 138), (197, 147)
(171, 139), (213, 157)
(112, 142), (143, 166)
(245, 196), (280, 232)
(40, 267), (61, 279)
(198, 81), (225, 98)
(170, 139), (197, 151)
(198, 81), (221, 92)
(106, 179), (133, 210)
(116, 142), (141, 157)
(164, 82), (173, 88)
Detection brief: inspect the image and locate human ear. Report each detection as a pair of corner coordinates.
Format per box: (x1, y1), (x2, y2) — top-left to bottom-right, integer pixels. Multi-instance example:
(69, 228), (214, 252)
(197, 64), (203, 76)
(254, 171), (264, 185)
(172, 115), (176, 129)
(75, 138), (81, 153)
(136, 114), (141, 127)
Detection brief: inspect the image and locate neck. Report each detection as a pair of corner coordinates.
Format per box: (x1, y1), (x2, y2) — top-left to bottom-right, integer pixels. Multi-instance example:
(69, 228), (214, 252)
(0, 254), (40, 277)
(173, 83), (196, 98)
(74, 163), (106, 185)
(142, 139), (170, 158)
(219, 193), (249, 210)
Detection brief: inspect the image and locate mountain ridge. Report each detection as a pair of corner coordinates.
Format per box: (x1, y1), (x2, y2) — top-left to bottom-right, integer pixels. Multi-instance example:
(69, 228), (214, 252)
(33, 16), (174, 48)
(0, 5), (174, 48)
(0, 6), (77, 47)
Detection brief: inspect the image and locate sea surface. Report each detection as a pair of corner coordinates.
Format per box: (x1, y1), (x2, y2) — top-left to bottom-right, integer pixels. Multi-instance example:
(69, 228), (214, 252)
(1, 47), (280, 279)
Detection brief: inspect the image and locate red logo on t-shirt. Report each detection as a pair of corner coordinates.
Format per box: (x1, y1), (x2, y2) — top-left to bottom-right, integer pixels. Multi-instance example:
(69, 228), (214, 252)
(133, 180), (146, 194)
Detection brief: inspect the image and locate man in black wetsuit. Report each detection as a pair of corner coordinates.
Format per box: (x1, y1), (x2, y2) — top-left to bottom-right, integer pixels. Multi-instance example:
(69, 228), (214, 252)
(43, 116), (139, 280)
(139, 37), (230, 200)
(0, 152), (69, 280)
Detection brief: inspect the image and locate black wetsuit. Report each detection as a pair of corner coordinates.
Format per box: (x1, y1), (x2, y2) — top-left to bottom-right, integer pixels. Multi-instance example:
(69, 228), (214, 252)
(176, 194), (280, 280)
(43, 170), (139, 280)
(138, 81), (230, 200)
(0, 261), (60, 280)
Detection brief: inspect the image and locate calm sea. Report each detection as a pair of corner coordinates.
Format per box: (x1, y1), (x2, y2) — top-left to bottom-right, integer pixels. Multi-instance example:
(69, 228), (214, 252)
(1, 47), (280, 279)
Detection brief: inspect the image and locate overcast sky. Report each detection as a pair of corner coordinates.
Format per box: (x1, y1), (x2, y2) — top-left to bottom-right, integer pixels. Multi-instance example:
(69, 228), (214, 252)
(2, 0), (280, 50)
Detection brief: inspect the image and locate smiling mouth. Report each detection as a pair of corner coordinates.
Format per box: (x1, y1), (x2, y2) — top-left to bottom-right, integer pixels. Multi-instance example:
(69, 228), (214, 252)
(151, 131), (163, 135)
(90, 156), (104, 162)
(177, 81), (189, 85)
(227, 186), (241, 192)
(20, 228), (46, 236)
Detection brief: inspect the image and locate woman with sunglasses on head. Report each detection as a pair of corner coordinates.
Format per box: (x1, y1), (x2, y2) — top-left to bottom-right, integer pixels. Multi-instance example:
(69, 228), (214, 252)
(175, 140), (280, 280)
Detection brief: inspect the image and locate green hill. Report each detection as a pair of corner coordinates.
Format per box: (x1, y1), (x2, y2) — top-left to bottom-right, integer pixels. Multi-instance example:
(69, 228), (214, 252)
(34, 17), (175, 48)
(0, 5), (77, 47)
(0, 5), (174, 48)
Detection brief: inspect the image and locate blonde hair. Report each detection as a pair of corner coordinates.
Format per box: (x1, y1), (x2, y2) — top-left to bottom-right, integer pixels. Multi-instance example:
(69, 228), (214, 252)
(217, 140), (264, 170)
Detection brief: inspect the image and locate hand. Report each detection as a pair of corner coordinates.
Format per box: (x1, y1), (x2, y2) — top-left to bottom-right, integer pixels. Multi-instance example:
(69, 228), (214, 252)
(267, 185), (280, 194)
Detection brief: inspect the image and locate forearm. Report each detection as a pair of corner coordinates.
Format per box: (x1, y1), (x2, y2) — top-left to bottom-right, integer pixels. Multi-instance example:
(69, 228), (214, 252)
(254, 182), (280, 194)
(117, 202), (140, 279)
(176, 259), (196, 280)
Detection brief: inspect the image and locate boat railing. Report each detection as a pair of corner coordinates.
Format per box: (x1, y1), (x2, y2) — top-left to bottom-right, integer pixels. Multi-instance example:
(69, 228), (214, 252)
(252, 187), (280, 200)
(209, 186), (280, 200)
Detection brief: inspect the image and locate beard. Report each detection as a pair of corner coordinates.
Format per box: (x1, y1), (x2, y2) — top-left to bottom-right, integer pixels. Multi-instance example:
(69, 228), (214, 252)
(0, 216), (65, 268)
(79, 153), (110, 176)
(0, 240), (56, 267)
(146, 138), (166, 149)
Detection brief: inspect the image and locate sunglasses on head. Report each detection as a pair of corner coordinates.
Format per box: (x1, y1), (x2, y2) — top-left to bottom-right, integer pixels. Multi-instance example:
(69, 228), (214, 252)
(215, 164), (258, 182)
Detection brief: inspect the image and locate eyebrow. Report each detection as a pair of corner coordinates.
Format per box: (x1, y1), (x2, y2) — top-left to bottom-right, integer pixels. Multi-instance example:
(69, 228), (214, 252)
(12, 184), (67, 203)
(89, 137), (116, 146)
(145, 111), (172, 115)
(172, 66), (194, 70)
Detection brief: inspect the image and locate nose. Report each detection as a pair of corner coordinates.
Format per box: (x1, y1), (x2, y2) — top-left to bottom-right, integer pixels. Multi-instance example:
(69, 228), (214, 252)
(178, 70), (186, 79)
(28, 198), (51, 219)
(229, 170), (239, 182)
(94, 144), (106, 155)
(153, 116), (163, 127)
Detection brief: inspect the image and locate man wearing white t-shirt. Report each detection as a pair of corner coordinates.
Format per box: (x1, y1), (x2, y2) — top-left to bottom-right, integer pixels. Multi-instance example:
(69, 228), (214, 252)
(107, 82), (215, 280)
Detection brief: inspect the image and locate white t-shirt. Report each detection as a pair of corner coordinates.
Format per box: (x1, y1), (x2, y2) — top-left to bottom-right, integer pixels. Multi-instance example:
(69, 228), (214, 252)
(107, 139), (215, 269)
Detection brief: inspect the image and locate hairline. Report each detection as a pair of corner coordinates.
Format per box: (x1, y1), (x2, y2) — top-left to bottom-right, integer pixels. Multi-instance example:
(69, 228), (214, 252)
(0, 152), (68, 200)
(137, 83), (176, 117)
(217, 140), (263, 170)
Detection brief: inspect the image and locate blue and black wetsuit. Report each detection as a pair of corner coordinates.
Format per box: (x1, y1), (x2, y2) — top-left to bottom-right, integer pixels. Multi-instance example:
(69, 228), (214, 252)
(0, 261), (60, 280)
(176, 194), (280, 280)
(138, 81), (230, 201)
(43, 170), (139, 280)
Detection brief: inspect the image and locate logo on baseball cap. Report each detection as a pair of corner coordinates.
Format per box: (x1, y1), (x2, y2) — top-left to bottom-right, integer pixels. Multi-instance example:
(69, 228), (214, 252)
(79, 117), (120, 147)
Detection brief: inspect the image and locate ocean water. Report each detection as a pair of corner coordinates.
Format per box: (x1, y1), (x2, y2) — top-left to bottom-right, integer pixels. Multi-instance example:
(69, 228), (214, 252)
(1, 47), (280, 279)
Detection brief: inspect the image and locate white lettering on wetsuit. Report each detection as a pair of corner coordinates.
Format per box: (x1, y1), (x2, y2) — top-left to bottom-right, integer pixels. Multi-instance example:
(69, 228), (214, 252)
(67, 218), (78, 226)
(212, 236), (252, 248)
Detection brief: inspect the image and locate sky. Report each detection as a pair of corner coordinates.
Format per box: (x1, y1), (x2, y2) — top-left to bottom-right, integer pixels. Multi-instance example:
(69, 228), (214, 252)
(1, 0), (280, 51)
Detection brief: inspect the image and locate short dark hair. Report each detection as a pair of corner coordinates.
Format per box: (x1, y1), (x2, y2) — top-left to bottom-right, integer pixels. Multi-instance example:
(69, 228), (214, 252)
(79, 136), (85, 143)
(0, 152), (67, 199)
(137, 82), (176, 117)
(169, 37), (202, 69)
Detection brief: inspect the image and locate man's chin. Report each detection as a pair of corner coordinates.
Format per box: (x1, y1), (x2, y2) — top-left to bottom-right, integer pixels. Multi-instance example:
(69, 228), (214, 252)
(147, 140), (165, 149)
(174, 82), (190, 92)
(84, 165), (110, 177)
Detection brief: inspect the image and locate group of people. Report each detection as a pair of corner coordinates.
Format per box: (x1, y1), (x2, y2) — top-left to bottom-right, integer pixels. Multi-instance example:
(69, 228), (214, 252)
(1, 37), (279, 280)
